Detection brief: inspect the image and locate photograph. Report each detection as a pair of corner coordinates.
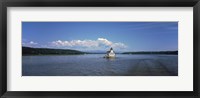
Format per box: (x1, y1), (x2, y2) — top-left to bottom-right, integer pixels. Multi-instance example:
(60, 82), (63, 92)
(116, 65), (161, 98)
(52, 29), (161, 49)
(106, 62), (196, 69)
(22, 22), (178, 76)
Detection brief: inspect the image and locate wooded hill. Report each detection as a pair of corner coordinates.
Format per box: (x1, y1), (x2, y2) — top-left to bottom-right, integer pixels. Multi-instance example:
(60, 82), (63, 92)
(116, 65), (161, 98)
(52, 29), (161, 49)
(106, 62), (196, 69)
(22, 47), (85, 55)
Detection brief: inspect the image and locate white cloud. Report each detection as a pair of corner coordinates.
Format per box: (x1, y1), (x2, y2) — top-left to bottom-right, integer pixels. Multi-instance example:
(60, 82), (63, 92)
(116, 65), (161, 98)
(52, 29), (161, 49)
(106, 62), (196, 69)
(29, 41), (38, 45)
(51, 40), (99, 48)
(51, 38), (127, 50)
(21, 38), (127, 51)
(112, 42), (127, 49)
(22, 41), (38, 47)
(97, 38), (112, 46)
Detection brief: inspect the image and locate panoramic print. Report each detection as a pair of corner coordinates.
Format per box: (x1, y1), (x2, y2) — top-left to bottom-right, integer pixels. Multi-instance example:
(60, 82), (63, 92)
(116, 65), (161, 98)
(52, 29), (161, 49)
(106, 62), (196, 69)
(22, 22), (178, 76)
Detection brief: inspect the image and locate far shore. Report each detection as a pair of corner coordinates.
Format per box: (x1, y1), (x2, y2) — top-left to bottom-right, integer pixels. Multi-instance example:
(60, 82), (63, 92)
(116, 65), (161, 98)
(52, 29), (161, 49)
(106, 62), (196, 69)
(22, 53), (178, 56)
(22, 46), (178, 56)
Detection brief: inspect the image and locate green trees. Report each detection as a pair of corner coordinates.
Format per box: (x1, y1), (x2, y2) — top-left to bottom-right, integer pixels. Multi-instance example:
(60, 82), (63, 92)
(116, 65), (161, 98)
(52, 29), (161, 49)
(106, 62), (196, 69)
(22, 47), (85, 55)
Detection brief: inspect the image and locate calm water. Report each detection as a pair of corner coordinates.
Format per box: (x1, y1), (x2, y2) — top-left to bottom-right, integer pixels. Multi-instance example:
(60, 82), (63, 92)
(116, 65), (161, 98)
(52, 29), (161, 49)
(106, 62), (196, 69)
(22, 54), (178, 76)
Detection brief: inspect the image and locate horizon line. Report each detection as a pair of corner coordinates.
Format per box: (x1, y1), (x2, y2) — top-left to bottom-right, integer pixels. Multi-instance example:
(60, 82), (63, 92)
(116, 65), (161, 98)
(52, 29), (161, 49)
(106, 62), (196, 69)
(22, 46), (178, 52)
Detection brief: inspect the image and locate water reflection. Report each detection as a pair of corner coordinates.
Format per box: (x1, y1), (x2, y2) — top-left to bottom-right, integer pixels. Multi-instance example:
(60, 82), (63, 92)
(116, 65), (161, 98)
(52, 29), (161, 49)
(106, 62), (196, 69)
(105, 57), (115, 61)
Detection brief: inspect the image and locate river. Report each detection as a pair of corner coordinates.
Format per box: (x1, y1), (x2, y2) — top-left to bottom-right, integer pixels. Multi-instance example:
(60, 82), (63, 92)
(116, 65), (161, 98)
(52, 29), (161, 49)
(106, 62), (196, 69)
(22, 54), (178, 76)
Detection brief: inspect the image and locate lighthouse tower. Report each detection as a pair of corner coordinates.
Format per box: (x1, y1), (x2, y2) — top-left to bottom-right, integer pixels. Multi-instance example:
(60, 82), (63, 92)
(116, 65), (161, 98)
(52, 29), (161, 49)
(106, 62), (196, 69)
(104, 47), (115, 58)
(110, 48), (114, 54)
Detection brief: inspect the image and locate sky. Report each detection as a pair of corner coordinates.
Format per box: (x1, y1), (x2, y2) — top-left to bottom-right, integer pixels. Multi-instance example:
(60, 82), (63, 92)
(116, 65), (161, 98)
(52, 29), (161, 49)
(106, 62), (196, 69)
(22, 22), (178, 52)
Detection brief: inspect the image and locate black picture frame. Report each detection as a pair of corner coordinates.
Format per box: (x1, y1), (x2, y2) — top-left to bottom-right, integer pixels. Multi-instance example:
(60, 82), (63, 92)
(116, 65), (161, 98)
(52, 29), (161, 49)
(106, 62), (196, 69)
(0, 0), (199, 98)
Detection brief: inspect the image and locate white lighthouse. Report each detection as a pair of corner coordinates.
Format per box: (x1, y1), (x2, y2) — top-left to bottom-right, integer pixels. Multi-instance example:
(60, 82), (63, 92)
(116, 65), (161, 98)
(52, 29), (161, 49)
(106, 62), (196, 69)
(104, 47), (115, 58)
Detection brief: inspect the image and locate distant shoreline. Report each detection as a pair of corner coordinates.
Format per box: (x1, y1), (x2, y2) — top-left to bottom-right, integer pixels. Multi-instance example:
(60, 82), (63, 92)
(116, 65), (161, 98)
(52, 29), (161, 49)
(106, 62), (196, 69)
(22, 46), (178, 55)
(122, 51), (178, 55)
(22, 47), (85, 55)
(22, 54), (178, 56)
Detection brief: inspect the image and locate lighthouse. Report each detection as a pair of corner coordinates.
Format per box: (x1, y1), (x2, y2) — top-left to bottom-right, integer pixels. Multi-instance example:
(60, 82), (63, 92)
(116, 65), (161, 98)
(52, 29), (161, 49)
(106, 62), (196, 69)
(104, 47), (115, 58)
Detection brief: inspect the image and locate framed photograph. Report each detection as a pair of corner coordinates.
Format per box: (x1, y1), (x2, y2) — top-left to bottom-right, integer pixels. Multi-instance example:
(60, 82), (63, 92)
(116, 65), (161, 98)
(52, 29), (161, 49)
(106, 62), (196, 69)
(0, 0), (199, 98)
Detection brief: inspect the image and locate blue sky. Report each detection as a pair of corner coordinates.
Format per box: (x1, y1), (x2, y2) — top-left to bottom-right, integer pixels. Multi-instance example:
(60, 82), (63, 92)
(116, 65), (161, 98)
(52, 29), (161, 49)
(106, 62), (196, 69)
(22, 22), (178, 52)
